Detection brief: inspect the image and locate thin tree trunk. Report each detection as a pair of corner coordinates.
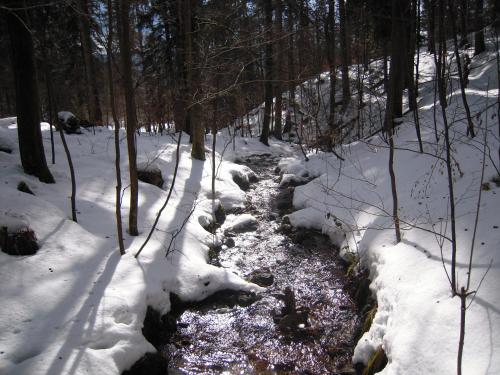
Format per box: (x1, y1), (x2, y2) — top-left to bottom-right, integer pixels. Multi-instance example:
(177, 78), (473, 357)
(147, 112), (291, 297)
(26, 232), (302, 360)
(77, 0), (102, 125)
(385, 0), (407, 244)
(434, 0), (458, 293)
(327, 0), (337, 132)
(284, 0), (295, 136)
(260, 0), (273, 146)
(43, 57), (56, 165)
(108, 0), (125, 255)
(118, 0), (139, 236)
(459, 0), (469, 47)
(57, 123), (77, 222)
(339, 0), (351, 109)
(474, 0), (486, 55)
(448, 0), (476, 137)
(273, 0), (284, 140)
(424, 0), (436, 53)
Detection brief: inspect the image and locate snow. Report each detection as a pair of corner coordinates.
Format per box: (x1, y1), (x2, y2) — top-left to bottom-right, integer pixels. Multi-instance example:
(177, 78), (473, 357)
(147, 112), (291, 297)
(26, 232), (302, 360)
(1, 32), (500, 375)
(0, 124), (262, 374)
(224, 213), (258, 232)
(278, 41), (500, 374)
(57, 111), (76, 123)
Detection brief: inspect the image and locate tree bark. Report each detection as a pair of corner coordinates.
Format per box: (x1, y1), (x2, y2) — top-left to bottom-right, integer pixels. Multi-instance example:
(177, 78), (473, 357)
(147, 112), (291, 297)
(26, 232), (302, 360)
(108, 0), (125, 254)
(77, 0), (103, 125)
(448, 0), (476, 137)
(384, 0), (408, 244)
(273, 0), (284, 140)
(474, 0), (486, 55)
(459, 0), (469, 46)
(7, 8), (54, 184)
(327, 0), (336, 132)
(339, 0), (351, 109)
(260, 0), (273, 146)
(424, 0), (436, 53)
(284, 0), (296, 136)
(118, 0), (139, 236)
(188, 0), (205, 161)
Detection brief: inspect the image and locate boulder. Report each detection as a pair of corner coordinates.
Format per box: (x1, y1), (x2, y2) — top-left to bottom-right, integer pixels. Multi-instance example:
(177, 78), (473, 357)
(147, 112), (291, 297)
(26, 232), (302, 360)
(225, 214), (258, 233)
(232, 173), (250, 191)
(276, 187), (294, 211)
(0, 226), (39, 256)
(57, 111), (81, 134)
(17, 181), (34, 195)
(248, 269), (274, 287)
(137, 163), (164, 188)
(214, 203), (226, 225)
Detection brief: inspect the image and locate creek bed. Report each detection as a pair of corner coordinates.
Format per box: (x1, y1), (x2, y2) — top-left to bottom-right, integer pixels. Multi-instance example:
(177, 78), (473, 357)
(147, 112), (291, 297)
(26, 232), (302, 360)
(164, 155), (361, 374)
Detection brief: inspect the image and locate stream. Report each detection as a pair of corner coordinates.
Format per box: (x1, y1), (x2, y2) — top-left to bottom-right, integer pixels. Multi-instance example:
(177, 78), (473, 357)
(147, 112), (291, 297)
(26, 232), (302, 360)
(163, 155), (361, 374)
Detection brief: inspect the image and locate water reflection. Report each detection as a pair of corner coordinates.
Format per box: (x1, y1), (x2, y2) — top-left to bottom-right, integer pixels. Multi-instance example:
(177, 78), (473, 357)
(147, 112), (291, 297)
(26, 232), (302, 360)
(166, 155), (359, 374)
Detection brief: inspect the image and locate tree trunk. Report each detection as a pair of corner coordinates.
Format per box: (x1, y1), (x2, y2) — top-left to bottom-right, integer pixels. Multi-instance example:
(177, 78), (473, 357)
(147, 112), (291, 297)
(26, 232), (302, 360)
(448, 0), (476, 137)
(174, 0), (188, 134)
(188, 0), (205, 161)
(108, 0), (125, 255)
(57, 121), (78, 222)
(474, 0), (486, 55)
(118, 0), (139, 236)
(273, 0), (284, 140)
(77, 0), (102, 125)
(384, 0), (408, 244)
(284, 0), (296, 136)
(434, 0), (458, 293)
(459, 0), (469, 46)
(424, 0), (436, 53)
(7, 8), (54, 184)
(260, 0), (273, 146)
(339, 0), (351, 109)
(327, 0), (337, 134)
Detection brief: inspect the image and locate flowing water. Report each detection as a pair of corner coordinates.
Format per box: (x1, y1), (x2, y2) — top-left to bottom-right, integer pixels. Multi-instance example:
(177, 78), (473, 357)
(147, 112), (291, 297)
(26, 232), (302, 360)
(164, 155), (360, 374)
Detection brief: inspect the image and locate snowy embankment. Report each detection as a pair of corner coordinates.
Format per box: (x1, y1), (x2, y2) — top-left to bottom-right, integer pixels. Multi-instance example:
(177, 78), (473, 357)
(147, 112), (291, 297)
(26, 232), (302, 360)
(0, 121), (276, 374)
(278, 48), (500, 373)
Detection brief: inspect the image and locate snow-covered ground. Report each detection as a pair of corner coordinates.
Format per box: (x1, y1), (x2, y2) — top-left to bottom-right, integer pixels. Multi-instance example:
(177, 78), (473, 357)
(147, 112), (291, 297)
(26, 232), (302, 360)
(278, 44), (500, 373)
(0, 123), (291, 374)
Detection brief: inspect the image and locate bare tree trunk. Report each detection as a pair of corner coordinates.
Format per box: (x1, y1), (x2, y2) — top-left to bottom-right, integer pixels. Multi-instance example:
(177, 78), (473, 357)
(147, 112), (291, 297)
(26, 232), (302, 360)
(7, 8), (54, 184)
(57, 122), (78, 222)
(327, 0), (337, 132)
(108, 0), (125, 255)
(339, 0), (351, 109)
(457, 287), (467, 375)
(434, 0), (458, 294)
(459, 0), (469, 47)
(424, 0), (436, 53)
(284, 0), (295, 136)
(118, 0), (139, 236)
(408, 0), (423, 152)
(260, 0), (273, 146)
(273, 0), (284, 140)
(448, 0), (476, 138)
(385, 0), (408, 244)
(174, 0), (188, 134)
(77, 0), (102, 125)
(188, 0), (205, 161)
(474, 0), (486, 56)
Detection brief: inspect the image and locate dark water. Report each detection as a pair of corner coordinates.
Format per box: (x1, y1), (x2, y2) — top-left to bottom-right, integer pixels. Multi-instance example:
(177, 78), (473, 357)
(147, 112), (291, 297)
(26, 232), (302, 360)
(165, 155), (360, 374)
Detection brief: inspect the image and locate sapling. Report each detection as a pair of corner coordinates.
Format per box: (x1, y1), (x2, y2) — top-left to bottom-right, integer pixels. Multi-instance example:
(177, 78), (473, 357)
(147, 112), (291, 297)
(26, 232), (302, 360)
(106, 0), (125, 255)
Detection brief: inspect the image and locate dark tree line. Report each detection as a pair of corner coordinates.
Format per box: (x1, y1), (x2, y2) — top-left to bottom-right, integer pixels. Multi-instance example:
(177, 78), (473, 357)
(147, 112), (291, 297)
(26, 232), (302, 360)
(1, 0), (499, 200)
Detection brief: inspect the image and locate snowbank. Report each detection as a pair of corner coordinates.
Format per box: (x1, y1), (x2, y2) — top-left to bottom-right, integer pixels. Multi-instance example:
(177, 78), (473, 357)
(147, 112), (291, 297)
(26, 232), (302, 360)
(278, 46), (500, 374)
(0, 124), (262, 374)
